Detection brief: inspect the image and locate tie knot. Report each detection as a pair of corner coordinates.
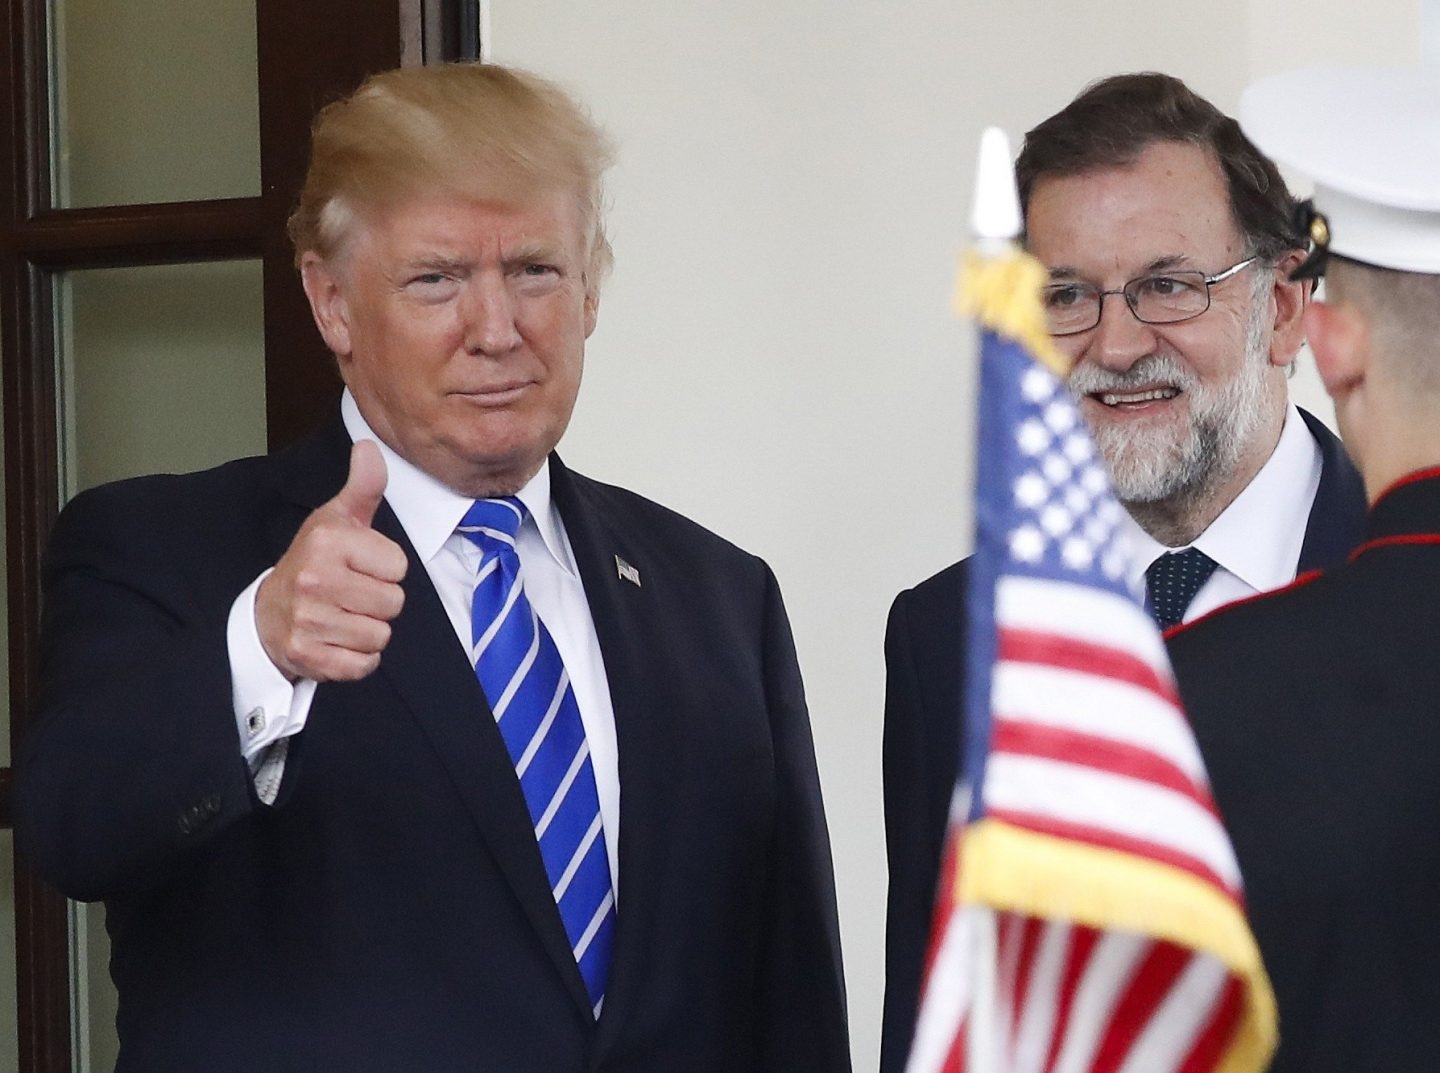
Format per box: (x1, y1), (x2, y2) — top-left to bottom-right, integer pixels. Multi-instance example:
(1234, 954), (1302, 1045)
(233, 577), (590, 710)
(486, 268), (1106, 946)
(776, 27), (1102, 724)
(1145, 547), (1219, 631)
(459, 497), (526, 551)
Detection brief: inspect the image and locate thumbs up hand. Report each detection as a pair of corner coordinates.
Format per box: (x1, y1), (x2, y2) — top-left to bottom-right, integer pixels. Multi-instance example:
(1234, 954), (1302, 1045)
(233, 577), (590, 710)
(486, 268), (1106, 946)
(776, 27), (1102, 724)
(256, 440), (409, 682)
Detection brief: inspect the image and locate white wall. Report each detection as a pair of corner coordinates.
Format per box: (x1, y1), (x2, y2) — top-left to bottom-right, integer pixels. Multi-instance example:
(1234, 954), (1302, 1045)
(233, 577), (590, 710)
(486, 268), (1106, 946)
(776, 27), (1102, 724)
(492, 5), (1418, 1066)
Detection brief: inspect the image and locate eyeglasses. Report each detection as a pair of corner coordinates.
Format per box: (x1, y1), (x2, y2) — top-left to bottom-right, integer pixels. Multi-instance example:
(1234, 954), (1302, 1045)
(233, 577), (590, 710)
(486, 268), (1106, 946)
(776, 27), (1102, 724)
(1041, 256), (1259, 337)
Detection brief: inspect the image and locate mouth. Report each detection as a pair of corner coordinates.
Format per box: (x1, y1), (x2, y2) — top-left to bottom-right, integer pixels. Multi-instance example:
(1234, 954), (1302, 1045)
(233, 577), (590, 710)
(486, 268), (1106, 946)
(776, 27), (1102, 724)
(1090, 386), (1180, 409)
(453, 382), (534, 406)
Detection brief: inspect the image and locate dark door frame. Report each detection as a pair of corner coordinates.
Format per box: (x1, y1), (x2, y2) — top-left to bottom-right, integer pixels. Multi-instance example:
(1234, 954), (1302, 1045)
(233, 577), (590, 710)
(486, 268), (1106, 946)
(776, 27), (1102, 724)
(0, 3), (478, 1068)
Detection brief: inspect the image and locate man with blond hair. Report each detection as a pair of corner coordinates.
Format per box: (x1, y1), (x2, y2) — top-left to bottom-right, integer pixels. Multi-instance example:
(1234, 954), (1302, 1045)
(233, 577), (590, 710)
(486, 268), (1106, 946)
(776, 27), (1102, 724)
(16, 63), (849, 1073)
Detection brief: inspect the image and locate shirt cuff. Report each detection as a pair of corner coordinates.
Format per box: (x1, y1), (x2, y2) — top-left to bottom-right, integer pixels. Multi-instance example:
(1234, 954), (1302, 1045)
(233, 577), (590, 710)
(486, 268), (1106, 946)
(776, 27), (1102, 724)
(228, 569), (318, 767)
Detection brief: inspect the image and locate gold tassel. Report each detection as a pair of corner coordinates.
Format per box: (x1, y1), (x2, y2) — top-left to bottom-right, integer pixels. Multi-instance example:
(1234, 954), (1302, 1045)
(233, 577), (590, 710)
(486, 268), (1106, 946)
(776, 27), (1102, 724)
(955, 249), (1070, 377)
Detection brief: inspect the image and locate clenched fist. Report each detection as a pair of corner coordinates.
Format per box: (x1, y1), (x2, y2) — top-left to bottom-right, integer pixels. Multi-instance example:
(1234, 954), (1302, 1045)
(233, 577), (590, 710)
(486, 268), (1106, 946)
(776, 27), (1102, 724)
(256, 440), (409, 681)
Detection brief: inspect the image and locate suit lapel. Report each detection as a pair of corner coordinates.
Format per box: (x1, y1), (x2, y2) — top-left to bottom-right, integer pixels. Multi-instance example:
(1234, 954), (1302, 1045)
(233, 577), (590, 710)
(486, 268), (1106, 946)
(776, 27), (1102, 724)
(1296, 407), (1368, 572)
(550, 457), (678, 1046)
(269, 421), (595, 1021)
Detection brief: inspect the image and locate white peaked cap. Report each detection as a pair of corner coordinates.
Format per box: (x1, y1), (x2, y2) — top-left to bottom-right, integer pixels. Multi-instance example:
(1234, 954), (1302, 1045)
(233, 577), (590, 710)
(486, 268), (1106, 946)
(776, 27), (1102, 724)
(1240, 67), (1440, 274)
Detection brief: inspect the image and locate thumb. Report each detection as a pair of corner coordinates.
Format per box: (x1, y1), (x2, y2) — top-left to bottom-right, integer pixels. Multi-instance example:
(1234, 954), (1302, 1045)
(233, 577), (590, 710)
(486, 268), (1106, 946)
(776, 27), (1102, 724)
(332, 440), (388, 527)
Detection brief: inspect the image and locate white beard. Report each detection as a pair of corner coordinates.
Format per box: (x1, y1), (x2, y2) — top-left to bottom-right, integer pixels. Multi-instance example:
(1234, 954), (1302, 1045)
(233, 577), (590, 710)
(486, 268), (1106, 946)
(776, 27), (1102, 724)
(1067, 299), (1273, 508)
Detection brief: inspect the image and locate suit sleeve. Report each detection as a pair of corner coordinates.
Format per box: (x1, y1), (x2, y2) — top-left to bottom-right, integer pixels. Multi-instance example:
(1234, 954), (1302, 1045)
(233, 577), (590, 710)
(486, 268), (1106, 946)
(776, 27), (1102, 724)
(13, 482), (262, 902)
(753, 565), (853, 1073)
(879, 589), (937, 1073)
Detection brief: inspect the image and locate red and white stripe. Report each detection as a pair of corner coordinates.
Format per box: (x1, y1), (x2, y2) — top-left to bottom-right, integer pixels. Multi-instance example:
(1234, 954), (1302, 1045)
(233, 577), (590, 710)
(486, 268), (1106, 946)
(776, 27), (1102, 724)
(990, 575), (1240, 897)
(907, 573), (1247, 1073)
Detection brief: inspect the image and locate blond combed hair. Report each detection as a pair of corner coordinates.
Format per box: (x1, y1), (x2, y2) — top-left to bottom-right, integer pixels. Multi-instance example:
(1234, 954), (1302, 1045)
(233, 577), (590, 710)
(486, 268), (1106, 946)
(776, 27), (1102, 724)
(287, 63), (615, 286)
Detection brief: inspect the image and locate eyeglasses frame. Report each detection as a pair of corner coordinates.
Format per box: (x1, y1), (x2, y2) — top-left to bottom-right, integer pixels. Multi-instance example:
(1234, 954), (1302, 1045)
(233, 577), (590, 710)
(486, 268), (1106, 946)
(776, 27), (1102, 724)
(1045, 255), (1260, 337)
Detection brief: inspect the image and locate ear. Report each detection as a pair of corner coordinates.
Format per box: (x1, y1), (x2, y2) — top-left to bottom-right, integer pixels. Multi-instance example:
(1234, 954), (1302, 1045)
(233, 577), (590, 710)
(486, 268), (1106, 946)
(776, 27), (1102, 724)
(300, 252), (354, 358)
(583, 284), (600, 339)
(1265, 249), (1309, 369)
(1303, 298), (1369, 399)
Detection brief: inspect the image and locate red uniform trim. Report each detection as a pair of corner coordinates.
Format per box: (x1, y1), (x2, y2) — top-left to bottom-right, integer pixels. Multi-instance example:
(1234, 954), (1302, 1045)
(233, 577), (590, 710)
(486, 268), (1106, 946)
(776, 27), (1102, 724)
(1162, 568), (1326, 641)
(1370, 464), (1440, 509)
(1350, 533), (1440, 561)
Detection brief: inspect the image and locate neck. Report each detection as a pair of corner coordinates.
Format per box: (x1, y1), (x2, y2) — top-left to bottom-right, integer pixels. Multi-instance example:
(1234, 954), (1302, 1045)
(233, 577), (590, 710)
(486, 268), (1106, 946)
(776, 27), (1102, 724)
(1125, 408), (1285, 547)
(1358, 432), (1440, 506)
(1124, 488), (1230, 547)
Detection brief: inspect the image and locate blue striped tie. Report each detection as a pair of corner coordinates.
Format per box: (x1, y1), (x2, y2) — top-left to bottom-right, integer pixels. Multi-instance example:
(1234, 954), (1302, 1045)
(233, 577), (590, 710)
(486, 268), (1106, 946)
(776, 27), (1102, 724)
(459, 498), (615, 1015)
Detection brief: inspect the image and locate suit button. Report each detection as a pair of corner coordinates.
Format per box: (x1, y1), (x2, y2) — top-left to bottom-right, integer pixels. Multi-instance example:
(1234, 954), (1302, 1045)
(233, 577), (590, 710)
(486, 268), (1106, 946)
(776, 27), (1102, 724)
(177, 796), (221, 835)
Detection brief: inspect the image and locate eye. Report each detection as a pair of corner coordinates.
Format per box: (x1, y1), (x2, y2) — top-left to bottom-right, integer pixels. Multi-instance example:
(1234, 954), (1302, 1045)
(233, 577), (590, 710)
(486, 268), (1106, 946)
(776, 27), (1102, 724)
(404, 271), (462, 302)
(512, 261), (566, 295)
(1043, 283), (1090, 309)
(1134, 274), (1201, 299)
(406, 271), (459, 290)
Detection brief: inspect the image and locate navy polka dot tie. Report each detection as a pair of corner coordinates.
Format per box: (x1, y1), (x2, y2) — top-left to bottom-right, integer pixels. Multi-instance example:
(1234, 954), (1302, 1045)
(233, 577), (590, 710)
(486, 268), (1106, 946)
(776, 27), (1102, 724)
(1145, 547), (1219, 630)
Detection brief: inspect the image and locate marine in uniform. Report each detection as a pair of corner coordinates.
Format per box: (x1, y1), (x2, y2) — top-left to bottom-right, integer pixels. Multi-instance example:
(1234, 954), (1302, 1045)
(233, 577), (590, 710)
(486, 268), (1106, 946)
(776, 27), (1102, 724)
(1168, 66), (1440, 1073)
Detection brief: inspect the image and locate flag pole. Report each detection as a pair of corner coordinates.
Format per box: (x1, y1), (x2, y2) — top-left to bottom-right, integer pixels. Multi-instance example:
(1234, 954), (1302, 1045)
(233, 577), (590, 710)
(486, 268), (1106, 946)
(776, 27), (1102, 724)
(961, 125), (1026, 1073)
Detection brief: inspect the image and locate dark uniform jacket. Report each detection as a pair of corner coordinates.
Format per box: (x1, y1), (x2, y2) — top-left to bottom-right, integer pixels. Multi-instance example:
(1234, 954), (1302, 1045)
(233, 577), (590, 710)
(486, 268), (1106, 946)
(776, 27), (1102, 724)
(877, 410), (1365, 1073)
(1167, 466), (1440, 1072)
(14, 416), (851, 1073)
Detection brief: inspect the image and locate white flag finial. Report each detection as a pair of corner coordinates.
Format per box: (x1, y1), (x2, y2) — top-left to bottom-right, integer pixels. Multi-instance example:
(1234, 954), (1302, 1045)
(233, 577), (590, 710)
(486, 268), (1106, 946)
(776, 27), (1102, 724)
(970, 126), (1022, 245)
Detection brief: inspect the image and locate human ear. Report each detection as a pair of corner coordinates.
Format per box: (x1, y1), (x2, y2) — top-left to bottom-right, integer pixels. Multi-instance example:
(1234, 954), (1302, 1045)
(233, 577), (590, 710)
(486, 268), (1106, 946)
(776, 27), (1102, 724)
(583, 284), (600, 339)
(1303, 299), (1368, 399)
(1266, 250), (1310, 369)
(300, 252), (354, 358)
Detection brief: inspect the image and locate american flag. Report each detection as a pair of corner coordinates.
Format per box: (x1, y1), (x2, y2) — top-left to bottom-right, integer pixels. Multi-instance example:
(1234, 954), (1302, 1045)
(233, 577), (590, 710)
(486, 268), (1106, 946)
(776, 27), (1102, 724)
(905, 253), (1275, 1073)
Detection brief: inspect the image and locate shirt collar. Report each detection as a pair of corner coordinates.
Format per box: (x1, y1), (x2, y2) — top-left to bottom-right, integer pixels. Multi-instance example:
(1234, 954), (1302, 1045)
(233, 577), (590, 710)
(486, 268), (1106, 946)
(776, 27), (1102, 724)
(1120, 403), (1322, 590)
(339, 390), (575, 575)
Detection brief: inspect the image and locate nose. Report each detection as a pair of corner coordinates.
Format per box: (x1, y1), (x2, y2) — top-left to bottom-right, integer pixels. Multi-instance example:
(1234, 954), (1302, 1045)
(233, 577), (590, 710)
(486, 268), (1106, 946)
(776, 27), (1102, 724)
(1082, 291), (1157, 373)
(461, 272), (522, 355)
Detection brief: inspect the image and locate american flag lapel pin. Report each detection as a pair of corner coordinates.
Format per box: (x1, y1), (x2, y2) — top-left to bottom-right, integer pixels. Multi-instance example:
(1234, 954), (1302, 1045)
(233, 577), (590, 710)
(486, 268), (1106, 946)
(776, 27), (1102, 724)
(614, 554), (641, 587)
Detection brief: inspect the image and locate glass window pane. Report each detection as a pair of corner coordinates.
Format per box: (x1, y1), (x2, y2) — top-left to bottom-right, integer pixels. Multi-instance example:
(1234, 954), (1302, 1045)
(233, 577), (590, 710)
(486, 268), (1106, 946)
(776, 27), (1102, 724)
(49, 0), (260, 208)
(56, 260), (267, 495)
(53, 259), (266, 1069)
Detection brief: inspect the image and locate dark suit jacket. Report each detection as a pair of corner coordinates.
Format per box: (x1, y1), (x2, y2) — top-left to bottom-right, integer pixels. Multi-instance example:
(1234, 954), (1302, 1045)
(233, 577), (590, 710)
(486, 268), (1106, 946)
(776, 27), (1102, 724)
(1167, 467), (1440, 1072)
(15, 417), (850, 1073)
(877, 410), (1365, 1073)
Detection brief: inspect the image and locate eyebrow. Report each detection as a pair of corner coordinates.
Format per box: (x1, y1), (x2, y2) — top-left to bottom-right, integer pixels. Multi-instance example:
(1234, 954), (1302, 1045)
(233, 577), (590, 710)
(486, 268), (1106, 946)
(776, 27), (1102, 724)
(502, 240), (564, 268)
(1045, 254), (1196, 282)
(401, 254), (472, 274)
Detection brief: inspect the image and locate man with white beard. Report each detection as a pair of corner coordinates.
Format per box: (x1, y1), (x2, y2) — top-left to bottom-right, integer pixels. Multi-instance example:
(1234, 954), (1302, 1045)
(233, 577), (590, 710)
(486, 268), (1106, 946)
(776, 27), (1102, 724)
(878, 72), (1368, 1073)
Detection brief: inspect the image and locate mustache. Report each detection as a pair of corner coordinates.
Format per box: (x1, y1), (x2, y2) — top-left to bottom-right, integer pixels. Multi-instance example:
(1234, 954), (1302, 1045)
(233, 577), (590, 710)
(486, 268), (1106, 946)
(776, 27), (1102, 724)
(1067, 353), (1198, 397)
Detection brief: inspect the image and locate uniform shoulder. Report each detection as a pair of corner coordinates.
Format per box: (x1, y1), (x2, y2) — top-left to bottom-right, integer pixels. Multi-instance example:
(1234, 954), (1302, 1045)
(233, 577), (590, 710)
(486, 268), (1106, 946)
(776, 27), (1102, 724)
(1164, 566), (1342, 679)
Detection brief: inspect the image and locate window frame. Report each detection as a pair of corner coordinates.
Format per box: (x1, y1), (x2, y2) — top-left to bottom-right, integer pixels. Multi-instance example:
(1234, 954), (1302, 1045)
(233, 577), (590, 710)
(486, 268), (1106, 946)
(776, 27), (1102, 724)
(0, 2), (479, 1068)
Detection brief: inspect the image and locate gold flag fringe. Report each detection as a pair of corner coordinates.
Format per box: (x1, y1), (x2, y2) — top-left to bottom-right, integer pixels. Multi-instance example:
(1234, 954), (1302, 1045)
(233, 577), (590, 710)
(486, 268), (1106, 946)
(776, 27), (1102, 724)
(955, 249), (1070, 377)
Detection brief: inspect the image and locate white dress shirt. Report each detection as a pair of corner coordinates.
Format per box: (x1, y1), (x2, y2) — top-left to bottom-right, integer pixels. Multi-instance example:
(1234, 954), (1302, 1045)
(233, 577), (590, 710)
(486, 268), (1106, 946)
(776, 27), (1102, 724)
(1121, 404), (1324, 624)
(226, 392), (621, 888)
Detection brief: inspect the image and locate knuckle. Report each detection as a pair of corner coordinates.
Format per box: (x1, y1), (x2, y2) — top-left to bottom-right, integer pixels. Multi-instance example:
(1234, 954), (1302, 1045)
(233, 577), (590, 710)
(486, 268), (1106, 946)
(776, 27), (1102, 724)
(292, 567), (328, 598)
